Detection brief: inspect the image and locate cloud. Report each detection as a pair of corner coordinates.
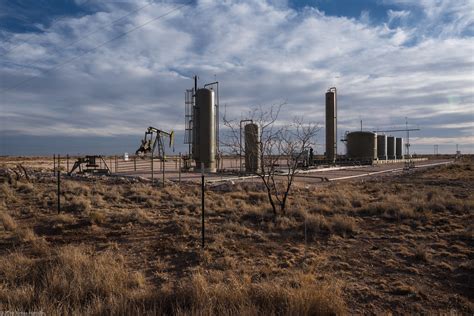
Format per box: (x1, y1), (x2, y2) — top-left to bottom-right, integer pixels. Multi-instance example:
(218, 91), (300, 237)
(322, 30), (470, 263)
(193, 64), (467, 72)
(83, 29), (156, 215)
(0, 0), (472, 154)
(387, 9), (410, 25)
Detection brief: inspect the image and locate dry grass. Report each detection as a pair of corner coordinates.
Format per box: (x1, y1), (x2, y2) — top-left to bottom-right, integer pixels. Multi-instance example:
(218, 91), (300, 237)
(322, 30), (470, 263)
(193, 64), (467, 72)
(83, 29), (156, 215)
(157, 271), (346, 315)
(15, 181), (35, 194)
(65, 195), (91, 213)
(0, 245), (146, 314)
(0, 159), (472, 314)
(330, 214), (357, 237)
(0, 211), (17, 231)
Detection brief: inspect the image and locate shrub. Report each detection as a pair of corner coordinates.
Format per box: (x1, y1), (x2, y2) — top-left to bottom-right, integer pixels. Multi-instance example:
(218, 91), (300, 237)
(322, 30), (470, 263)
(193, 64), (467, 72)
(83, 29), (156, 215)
(330, 215), (357, 237)
(304, 214), (330, 239)
(88, 211), (106, 225)
(16, 182), (34, 194)
(66, 196), (91, 213)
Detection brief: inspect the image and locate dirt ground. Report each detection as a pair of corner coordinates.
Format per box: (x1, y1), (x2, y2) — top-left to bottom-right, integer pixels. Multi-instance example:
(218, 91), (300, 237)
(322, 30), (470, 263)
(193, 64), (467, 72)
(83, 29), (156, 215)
(0, 156), (472, 314)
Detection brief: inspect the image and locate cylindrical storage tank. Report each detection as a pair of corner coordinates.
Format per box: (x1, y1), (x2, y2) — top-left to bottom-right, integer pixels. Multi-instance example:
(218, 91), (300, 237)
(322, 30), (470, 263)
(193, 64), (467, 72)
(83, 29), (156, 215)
(377, 135), (387, 160)
(194, 88), (216, 172)
(387, 136), (396, 159)
(244, 123), (260, 173)
(325, 88), (337, 163)
(346, 131), (377, 161)
(396, 137), (404, 159)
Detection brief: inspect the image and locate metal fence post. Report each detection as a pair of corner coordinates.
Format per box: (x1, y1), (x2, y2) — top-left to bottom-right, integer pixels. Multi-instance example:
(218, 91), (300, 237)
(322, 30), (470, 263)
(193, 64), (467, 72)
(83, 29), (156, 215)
(162, 158), (165, 188)
(201, 163), (205, 248)
(53, 154), (56, 172)
(178, 153), (182, 183)
(115, 155), (118, 173)
(151, 152), (154, 183)
(57, 170), (61, 214)
(66, 154), (69, 173)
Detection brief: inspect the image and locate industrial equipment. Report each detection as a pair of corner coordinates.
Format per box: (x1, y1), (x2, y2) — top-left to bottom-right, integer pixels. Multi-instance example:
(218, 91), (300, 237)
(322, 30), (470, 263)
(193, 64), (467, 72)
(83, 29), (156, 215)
(185, 76), (220, 173)
(396, 138), (404, 159)
(244, 122), (261, 173)
(377, 135), (387, 160)
(387, 136), (396, 159)
(346, 131), (377, 161)
(325, 87), (337, 163)
(136, 126), (174, 159)
(68, 155), (110, 175)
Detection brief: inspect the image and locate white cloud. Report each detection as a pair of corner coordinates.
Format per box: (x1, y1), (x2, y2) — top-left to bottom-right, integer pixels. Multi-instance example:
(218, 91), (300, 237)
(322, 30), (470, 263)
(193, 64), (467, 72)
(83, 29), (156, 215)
(0, 0), (473, 154)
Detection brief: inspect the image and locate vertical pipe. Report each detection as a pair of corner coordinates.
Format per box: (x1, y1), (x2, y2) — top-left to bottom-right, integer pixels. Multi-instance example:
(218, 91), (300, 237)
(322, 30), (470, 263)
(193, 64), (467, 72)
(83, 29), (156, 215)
(201, 163), (205, 249)
(66, 154), (70, 173)
(53, 154), (56, 172)
(57, 170), (61, 214)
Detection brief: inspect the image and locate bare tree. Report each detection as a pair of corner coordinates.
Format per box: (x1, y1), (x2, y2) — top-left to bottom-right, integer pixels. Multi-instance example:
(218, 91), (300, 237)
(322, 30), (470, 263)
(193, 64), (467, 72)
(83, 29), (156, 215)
(222, 105), (319, 216)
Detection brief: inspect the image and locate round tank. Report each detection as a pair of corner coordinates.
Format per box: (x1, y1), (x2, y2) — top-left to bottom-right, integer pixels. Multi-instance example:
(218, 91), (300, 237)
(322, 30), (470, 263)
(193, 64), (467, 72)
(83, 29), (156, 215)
(346, 131), (377, 161)
(396, 137), (404, 159)
(387, 136), (396, 159)
(325, 89), (337, 162)
(244, 123), (260, 173)
(193, 88), (216, 172)
(377, 135), (387, 160)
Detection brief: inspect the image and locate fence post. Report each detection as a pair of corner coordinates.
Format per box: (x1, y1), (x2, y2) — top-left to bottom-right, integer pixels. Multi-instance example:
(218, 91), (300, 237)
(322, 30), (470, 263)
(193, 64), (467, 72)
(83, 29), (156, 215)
(58, 154), (61, 171)
(201, 163), (205, 248)
(178, 153), (182, 183)
(162, 158), (166, 188)
(115, 156), (118, 173)
(53, 154), (56, 173)
(151, 152), (154, 183)
(66, 154), (69, 173)
(57, 170), (61, 214)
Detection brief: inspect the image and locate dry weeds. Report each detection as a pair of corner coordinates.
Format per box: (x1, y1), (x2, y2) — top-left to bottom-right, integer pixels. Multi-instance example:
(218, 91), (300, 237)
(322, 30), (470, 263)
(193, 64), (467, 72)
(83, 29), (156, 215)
(0, 158), (472, 314)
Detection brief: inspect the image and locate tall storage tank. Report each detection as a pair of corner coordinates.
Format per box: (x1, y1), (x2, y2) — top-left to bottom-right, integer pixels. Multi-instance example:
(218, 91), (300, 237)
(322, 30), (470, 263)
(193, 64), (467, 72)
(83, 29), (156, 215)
(193, 88), (216, 172)
(346, 131), (377, 161)
(325, 87), (337, 163)
(387, 136), (396, 159)
(377, 135), (387, 160)
(396, 137), (404, 159)
(244, 123), (260, 173)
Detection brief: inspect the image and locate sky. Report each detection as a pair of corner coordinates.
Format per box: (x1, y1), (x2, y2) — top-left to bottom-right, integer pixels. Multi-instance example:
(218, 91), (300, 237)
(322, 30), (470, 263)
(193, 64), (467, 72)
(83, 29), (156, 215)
(0, 0), (473, 156)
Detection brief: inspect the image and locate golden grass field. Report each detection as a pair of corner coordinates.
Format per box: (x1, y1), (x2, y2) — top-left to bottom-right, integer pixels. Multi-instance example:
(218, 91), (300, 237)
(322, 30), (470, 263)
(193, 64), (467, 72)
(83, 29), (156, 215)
(0, 157), (472, 315)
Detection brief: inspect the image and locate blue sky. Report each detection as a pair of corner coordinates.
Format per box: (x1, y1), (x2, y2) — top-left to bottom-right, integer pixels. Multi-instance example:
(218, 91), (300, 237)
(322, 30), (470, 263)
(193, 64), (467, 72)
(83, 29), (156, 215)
(0, 0), (473, 155)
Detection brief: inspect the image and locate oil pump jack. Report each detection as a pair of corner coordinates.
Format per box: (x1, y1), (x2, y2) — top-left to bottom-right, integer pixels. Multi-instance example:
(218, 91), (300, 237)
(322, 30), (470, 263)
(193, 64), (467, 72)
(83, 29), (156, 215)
(136, 126), (175, 159)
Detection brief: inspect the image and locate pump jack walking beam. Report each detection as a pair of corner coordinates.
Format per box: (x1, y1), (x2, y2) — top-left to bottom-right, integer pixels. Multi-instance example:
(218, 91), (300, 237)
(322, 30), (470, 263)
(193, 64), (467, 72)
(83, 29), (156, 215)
(136, 126), (174, 159)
